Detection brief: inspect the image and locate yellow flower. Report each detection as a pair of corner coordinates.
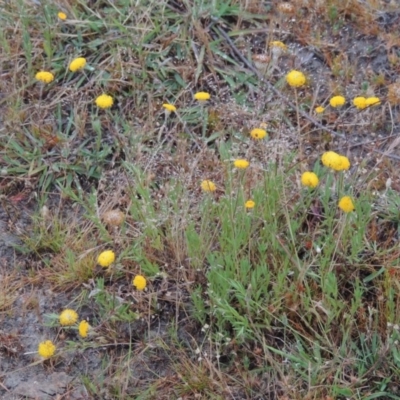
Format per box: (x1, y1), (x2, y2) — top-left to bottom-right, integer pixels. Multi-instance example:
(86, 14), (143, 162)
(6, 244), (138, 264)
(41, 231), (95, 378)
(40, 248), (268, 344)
(78, 320), (90, 338)
(353, 96), (367, 110)
(301, 172), (319, 188)
(321, 151), (341, 169)
(201, 180), (216, 192)
(162, 103), (176, 112)
(35, 71), (55, 84)
(336, 155), (350, 171)
(338, 196), (355, 213)
(365, 97), (381, 107)
(245, 200), (255, 209)
(286, 70), (306, 88)
(194, 92), (210, 101)
(234, 159), (249, 169)
(59, 309), (78, 326)
(57, 12), (67, 20)
(133, 275), (147, 291)
(315, 106), (325, 114)
(38, 340), (56, 358)
(97, 250), (116, 267)
(269, 41), (287, 50)
(69, 57), (87, 72)
(329, 95), (346, 108)
(250, 128), (267, 140)
(95, 94), (114, 109)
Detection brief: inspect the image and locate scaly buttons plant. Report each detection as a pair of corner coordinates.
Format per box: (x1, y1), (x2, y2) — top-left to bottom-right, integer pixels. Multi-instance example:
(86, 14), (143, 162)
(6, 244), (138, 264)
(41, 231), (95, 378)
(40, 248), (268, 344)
(133, 275), (147, 291)
(35, 71), (55, 83)
(353, 97), (367, 110)
(201, 180), (216, 192)
(250, 128), (267, 140)
(315, 106), (325, 114)
(78, 320), (90, 338)
(245, 200), (255, 209)
(194, 92), (210, 101)
(57, 12), (67, 20)
(338, 196), (355, 213)
(301, 172), (319, 188)
(234, 159), (250, 169)
(286, 70), (306, 87)
(365, 97), (381, 106)
(59, 309), (78, 326)
(162, 103), (176, 112)
(95, 94), (114, 109)
(97, 250), (116, 267)
(69, 57), (87, 72)
(38, 340), (56, 358)
(329, 96), (346, 108)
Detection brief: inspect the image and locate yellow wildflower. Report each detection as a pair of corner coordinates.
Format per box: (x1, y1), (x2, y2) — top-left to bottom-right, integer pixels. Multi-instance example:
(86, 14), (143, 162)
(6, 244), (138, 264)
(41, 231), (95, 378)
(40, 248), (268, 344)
(329, 96), (346, 108)
(95, 94), (114, 109)
(301, 172), (319, 188)
(133, 275), (147, 291)
(245, 200), (255, 209)
(286, 70), (306, 88)
(269, 41), (287, 50)
(97, 250), (116, 267)
(78, 320), (90, 338)
(59, 309), (78, 326)
(234, 159), (250, 169)
(38, 340), (56, 358)
(338, 196), (355, 213)
(250, 128), (267, 140)
(321, 151), (341, 169)
(57, 12), (67, 20)
(194, 92), (210, 101)
(69, 57), (87, 72)
(201, 180), (216, 192)
(162, 103), (176, 112)
(336, 155), (350, 171)
(35, 71), (55, 84)
(353, 97), (367, 110)
(315, 106), (325, 114)
(365, 97), (381, 106)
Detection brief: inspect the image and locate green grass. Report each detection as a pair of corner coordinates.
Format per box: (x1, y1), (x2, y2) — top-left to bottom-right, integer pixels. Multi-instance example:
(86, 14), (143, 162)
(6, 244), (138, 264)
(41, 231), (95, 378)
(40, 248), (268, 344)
(2, 0), (400, 399)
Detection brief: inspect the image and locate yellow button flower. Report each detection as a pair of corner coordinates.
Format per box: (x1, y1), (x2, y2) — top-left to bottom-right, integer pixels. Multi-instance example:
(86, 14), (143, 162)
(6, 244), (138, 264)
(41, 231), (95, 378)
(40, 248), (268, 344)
(78, 320), (90, 338)
(133, 275), (147, 291)
(301, 172), (319, 188)
(338, 196), (355, 213)
(269, 41), (287, 50)
(35, 71), (55, 84)
(97, 250), (116, 267)
(57, 12), (67, 20)
(69, 57), (87, 72)
(245, 200), (255, 209)
(329, 96), (346, 108)
(162, 103), (176, 112)
(250, 128), (267, 140)
(365, 97), (381, 106)
(336, 155), (350, 171)
(201, 180), (216, 192)
(321, 151), (341, 169)
(59, 309), (78, 326)
(38, 340), (56, 358)
(315, 106), (325, 114)
(194, 92), (210, 101)
(353, 97), (367, 110)
(233, 159), (250, 169)
(286, 70), (306, 87)
(95, 94), (114, 109)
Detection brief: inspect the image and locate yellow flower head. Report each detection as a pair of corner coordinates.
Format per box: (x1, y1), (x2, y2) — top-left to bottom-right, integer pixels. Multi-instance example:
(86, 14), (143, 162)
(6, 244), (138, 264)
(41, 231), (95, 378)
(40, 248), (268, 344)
(234, 159), (250, 169)
(365, 97), (381, 107)
(201, 180), (216, 192)
(321, 151), (341, 169)
(269, 41), (287, 50)
(353, 97), (367, 110)
(35, 71), (55, 84)
(95, 94), (114, 109)
(69, 57), (87, 72)
(38, 340), (56, 358)
(162, 103), (176, 112)
(59, 309), (78, 326)
(301, 171), (319, 188)
(315, 106), (325, 114)
(286, 70), (306, 88)
(97, 250), (116, 267)
(58, 12), (67, 20)
(329, 95), (346, 108)
(336, 155), (350, 171)
(338, 196), (355, 213)
(78, 320), (90, 338)
(245, 200), (255, 209)
(133, 275), (147, 291)
(250, 128), (267, 140)
(194, 92), (210, 101)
